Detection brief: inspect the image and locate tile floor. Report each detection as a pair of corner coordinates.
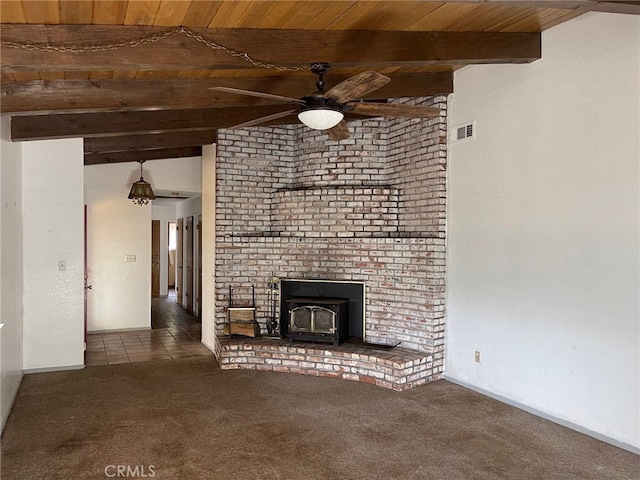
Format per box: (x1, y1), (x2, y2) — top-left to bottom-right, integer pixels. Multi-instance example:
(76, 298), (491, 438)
(84, 292), (212, 366)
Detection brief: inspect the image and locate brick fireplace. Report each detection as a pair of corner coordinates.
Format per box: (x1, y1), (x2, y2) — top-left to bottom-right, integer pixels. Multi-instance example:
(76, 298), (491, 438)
(213, 97), (447, 390)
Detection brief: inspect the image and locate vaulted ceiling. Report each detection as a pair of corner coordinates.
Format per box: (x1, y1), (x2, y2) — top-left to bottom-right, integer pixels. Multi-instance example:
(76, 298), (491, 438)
(1, 1), (638, 164)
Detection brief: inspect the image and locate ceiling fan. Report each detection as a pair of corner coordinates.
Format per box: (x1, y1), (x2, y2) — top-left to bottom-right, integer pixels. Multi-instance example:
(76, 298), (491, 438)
(211, 63), (440, 141)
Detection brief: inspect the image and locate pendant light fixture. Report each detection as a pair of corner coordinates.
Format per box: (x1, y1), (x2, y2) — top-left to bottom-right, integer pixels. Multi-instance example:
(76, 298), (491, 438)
(128, 160), (156, 205)
(297, 105), (344, 130)
(296, 65), (344, 130)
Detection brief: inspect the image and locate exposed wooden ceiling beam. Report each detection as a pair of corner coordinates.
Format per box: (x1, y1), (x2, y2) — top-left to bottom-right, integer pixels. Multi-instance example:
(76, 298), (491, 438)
(84, 146), (203, 166)
(13, 103), (386, 141)
(1, 72), (453, 114)
(11, 105), (295, 141)
(11, 105), (390, 141)
(84, 131), (217, 155)
(1, 26), (541, 73)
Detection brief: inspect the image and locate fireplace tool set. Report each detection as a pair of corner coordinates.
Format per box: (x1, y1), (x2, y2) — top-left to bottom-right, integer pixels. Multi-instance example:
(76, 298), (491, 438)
(266, 274), (280, 336)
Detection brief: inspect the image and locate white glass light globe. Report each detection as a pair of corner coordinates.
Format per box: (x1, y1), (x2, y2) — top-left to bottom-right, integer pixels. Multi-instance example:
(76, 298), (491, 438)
(297, 108), (344, 130)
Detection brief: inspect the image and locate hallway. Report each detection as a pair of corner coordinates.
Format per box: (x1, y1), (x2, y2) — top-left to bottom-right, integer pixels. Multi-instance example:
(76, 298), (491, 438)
(84, 295), (212, 366)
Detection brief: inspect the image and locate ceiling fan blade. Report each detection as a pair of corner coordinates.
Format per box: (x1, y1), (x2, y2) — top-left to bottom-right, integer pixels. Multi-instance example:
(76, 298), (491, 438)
(229, 110), (298, 129)
(211, 86), (305, 105)
(326, 120), (350, 141)
(325, 71), (391, 104)
(349, 102), (441, 118)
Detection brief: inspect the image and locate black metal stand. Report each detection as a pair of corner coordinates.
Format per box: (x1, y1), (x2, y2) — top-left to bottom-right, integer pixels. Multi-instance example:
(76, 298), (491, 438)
(226, 285), (259, 338)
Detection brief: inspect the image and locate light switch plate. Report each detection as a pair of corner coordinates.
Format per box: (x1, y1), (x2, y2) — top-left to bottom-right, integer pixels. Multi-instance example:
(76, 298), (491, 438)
(125, 255), (136, 263)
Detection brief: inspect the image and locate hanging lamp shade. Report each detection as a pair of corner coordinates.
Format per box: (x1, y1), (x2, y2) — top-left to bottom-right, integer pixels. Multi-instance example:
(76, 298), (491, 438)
(128, 160), (156, 205)
(297, 107), (344, 130)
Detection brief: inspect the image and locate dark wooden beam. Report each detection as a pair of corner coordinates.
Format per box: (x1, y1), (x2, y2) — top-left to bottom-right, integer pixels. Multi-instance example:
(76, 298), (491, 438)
(1, 72), (453, 113)
(84, 146), (202, 166)
(84, 130), (217, 154)
(2, 79), (271, 114)
(12, 105), (294, 141)
(1, 25), (541, 73)
(13, 104), (381, 141)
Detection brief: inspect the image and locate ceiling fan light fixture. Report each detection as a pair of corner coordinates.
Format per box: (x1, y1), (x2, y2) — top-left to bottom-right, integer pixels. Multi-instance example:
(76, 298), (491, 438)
(297, 107), (344, 130)
(128, 160), (156, 206)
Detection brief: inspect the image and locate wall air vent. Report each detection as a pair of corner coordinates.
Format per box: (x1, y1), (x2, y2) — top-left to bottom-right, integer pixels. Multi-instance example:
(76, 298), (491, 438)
(452, 121), (475, 142)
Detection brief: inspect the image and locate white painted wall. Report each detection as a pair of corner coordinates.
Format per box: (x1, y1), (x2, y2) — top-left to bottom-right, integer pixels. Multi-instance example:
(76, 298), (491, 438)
(201, 144), (216, 353)
(0, 116), (23, 429)
(152, 204), (177, 297)
(84, 157), (202, 332)
(176, 196), (202, 313)
(146, 157), (202, 193)
(85, 162), (153, 332)
(22, 138), (85, 371)
(445, 12), (639, 450)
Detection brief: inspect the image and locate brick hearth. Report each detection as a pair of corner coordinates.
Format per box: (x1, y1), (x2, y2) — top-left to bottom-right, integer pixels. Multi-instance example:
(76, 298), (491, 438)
(217, 337), (433, 391)
(213, 97), (448, 390)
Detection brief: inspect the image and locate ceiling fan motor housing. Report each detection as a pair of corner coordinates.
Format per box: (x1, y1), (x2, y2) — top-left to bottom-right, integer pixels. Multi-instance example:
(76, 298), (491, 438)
(301, 95), (342, 110)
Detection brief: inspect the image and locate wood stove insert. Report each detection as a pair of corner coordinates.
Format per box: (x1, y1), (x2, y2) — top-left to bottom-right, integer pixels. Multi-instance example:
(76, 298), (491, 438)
(280, 279), (365, 343)
(285, 297), (349, 345)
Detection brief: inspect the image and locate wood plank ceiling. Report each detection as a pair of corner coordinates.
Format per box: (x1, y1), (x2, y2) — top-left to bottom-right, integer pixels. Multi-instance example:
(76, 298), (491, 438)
(1, 1), (638, 164)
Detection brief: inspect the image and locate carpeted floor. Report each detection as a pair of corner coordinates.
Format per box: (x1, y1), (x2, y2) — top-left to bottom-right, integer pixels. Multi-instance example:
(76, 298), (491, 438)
(1, 357), (638, 479)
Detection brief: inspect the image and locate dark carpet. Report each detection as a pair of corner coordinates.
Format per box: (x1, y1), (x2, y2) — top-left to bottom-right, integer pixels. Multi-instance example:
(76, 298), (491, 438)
(1, 357), (638, 479)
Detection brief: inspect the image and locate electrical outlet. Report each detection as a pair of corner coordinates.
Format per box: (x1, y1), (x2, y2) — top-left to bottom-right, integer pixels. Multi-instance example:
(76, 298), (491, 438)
(125, 255), (136, 263)
(474, 351), (481, 363)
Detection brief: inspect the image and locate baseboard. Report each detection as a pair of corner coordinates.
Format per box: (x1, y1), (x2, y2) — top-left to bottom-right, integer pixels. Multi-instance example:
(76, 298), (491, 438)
(88, 327), (151, 334)
(24, 364), (85, 375)
(201, 339), (215, 354)
(443, 375), (640, 455)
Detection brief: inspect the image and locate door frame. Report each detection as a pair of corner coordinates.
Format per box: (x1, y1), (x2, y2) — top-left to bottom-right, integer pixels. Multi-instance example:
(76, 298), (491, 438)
(151, 220), (160, 298)
(177, 217), (184, 307)
(197, 214), (202, 319)
(186, 215), (194, 314)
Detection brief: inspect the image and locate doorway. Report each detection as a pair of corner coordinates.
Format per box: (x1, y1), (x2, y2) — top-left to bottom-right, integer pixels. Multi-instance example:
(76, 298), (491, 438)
(151, 220), (160, 298)
(177, 217), (184, 307)
(168, 222), (177, 300)
(185, 216), (194, 314)
(197, 214), (202, 319)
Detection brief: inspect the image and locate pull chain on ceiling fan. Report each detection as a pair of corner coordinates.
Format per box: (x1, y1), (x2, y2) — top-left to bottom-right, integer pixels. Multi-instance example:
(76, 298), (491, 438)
(211, 63), (440, 141)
